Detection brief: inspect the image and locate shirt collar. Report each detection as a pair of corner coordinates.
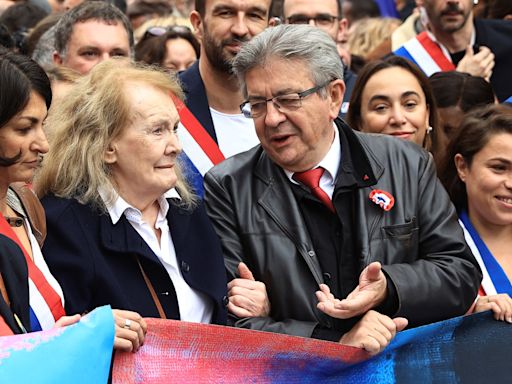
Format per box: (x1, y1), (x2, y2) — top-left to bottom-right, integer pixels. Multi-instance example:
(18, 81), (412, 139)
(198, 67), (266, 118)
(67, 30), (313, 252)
(98, 186), (181, 225)
(284, 122), (341, 185)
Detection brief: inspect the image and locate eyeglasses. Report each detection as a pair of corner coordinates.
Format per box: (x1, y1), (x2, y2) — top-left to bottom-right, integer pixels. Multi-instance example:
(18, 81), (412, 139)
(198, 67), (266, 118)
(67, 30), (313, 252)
(240, 80), (332, 119)
(287, 14), (339, 27)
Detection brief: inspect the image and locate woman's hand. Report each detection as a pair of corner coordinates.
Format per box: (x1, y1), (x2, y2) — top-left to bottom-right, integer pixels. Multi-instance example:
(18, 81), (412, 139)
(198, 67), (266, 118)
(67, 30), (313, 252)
(112, 309), (148, 352)
(54, 314), (81, 327)
(474, 294), (512, 323)
(227, 262), (270, 318)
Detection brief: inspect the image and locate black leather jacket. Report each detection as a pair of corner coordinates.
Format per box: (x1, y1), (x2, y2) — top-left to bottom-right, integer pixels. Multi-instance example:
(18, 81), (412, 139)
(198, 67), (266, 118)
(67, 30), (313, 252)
(204, 119), (481, 338)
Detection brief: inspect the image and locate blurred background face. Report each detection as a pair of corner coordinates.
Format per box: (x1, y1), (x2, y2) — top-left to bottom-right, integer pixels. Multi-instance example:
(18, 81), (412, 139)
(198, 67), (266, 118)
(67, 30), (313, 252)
(0, 91), (49, 185)
(163, 37), (197, 71)
(283, 0), (340, 41)
(421, 0), (473, 33)
(55, 20), (131, 75)
(359, 66), (429, 146)
(106, 83), (182, 200)
(456, 132), (512, 227)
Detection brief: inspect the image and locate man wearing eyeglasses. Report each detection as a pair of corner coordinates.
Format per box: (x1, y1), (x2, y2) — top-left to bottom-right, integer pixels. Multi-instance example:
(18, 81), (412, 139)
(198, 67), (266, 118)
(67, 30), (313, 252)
(204, 25), (481, 354)
(272, 0), (355, 116)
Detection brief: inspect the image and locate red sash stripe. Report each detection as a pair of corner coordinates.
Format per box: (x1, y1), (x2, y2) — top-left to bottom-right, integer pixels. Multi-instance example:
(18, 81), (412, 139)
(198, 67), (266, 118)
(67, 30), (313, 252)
(0, 316), (14, 336)
(416, 32), (456, 72)
(0, 215), (65, 322)
(171, 95), (225, 166)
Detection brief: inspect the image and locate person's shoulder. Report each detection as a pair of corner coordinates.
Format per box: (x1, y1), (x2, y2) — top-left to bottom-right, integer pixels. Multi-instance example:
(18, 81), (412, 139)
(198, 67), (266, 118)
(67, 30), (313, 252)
(40, 194), (89, 219)
(206, 145), (264, 180)
(475, 18), (512, 35)
(355, 130), (429, 164)
(177, 60), (200, 89)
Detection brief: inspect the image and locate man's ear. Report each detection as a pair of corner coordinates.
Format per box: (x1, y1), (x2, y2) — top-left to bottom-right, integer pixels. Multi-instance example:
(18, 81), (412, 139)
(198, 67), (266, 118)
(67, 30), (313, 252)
(337, 18), (349, 44)
(53, 51), (63, 66)
(328, 79), (346, 120)
(104, 143), (117, 165)
(190, 11), (203, 44)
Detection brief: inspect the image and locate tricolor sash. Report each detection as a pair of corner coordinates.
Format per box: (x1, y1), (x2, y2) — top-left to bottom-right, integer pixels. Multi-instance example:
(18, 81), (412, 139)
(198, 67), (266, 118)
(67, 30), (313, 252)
(394, 31), (456, 76)
(0, 215), (65, 331)
(459, 211), (512, 296)
(171, 95), (226, 198)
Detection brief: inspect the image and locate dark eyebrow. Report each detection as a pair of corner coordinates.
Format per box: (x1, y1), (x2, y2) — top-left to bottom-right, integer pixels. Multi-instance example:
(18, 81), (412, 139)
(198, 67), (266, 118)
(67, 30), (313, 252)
(19, 115), (46, 124)
(247, 88), (301, 100)
(368, 95), (390, 104)
(246, 6), (267, 15)
(488, 157), (511, 164)
(400, 91), (421, 99)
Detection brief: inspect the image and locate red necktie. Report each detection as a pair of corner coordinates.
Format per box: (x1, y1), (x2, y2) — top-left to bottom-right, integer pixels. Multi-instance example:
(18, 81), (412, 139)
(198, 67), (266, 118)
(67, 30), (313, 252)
(293, 168), (335, 213)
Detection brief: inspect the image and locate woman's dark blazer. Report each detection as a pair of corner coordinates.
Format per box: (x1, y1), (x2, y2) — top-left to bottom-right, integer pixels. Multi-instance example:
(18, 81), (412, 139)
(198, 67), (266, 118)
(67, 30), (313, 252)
(0, 234), (31, 333)
(40, 195), (228, 325)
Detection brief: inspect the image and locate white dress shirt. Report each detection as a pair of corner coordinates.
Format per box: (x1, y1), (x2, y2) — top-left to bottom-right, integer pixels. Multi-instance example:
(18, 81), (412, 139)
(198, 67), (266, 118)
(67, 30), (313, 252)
(99, 187), (213, 323)
(285, 122), (341, 199)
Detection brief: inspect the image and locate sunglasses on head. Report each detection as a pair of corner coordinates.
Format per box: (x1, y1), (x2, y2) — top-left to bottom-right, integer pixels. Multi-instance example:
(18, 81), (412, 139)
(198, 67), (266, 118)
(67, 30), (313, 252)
(143, 25), (192, 39)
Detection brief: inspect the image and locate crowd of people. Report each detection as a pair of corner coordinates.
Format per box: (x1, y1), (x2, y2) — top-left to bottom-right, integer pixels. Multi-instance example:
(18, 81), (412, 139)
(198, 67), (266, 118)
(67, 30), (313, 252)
(0, 0), (511, 369)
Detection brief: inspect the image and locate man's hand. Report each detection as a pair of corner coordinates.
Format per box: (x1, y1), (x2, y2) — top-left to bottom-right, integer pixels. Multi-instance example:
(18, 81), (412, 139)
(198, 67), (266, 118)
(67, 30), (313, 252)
(316, 262), (387, 319)
(474, 294), (512, 323)
(227, 262), (271, 318)
(456, 45), (495, 81)
(339, 310), (408, 355)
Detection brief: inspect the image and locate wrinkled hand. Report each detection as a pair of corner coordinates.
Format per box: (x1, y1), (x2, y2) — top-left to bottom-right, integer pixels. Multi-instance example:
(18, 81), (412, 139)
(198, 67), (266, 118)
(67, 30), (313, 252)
(316, 262), (387, 319)
(113, 309), (147, 352)
(474, 294), (512, 323)
(227, 262), (270, 318)
(54, 314), (81, 328)
(456, 45), (495, 81)
(339, 310), (408, 355)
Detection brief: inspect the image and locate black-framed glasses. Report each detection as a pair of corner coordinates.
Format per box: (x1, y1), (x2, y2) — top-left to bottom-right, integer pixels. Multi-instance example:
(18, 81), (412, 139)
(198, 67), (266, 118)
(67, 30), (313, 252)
(287, 14), (339, 27)
(240, 80), (333, 119)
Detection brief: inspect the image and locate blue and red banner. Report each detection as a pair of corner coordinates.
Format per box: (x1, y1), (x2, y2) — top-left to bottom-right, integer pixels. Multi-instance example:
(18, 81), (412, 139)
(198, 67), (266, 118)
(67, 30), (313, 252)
(113, 311), (511, 383)
(1, 308), (510, 383)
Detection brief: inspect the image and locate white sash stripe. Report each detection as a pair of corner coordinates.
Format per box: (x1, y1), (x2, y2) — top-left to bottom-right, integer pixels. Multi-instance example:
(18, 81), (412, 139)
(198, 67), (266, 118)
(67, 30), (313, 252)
(178, 122), (215, 176)
(28, 278), (56, 330)
(459, 219), (497, 295)
(403, 38), (442, 77)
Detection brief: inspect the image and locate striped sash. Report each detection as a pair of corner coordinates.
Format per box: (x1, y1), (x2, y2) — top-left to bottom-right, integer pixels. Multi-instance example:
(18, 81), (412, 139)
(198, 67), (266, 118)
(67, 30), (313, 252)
(171, 95), (226, 198)
(394, 31), (456, 76)
(459, 211), (512, 296)
(0, 215), (65, 331)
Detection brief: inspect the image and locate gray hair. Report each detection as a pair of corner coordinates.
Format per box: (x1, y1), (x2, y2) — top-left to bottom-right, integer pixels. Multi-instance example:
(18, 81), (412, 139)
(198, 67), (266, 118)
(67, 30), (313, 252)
(53, 2), (134, 59)
(232, 24), (344, 98)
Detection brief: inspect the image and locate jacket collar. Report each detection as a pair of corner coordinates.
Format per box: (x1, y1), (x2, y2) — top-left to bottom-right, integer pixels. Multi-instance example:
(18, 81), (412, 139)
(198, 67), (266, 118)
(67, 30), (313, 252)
(252, 118), (385, 282)
(178, 61), (218, 143)
(99, 199), (192, 265)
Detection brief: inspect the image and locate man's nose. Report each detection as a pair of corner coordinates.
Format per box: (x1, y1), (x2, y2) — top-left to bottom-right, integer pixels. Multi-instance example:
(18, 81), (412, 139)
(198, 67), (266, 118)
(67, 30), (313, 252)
(231, 13), (250, 37)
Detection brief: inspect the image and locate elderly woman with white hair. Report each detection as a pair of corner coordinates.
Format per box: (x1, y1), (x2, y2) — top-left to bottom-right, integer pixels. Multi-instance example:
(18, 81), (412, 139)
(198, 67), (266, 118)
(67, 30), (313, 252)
(36, 59), (229, 336)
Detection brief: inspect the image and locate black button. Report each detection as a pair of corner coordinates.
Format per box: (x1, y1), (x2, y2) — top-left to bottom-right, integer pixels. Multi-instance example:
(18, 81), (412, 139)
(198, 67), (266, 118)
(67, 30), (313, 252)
(181, 260), (190, 272)
(323, 272), (331, 283)
(222, 295), (229, 306)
